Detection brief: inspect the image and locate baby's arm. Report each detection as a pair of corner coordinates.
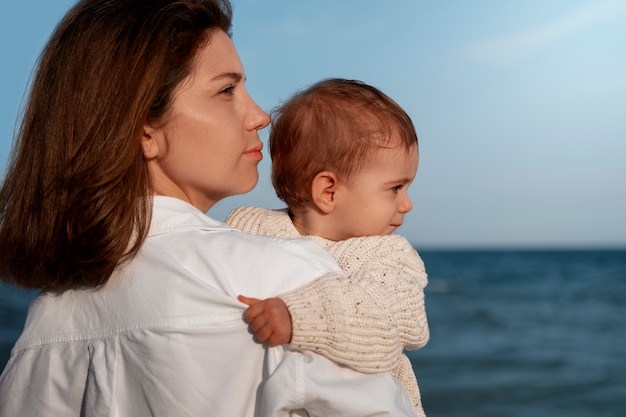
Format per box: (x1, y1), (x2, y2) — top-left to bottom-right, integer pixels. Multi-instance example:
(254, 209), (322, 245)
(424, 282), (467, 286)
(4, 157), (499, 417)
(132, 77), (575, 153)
(227, 207), (428, 373)
(239, 236), (429, 373)
(279, 235), (429, 373)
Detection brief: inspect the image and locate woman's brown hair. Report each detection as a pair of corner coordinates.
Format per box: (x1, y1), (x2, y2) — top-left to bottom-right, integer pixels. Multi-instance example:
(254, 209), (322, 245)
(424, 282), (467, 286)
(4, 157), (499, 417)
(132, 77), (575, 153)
(270, 78), (418, 211)
(0, 0), (232, 290)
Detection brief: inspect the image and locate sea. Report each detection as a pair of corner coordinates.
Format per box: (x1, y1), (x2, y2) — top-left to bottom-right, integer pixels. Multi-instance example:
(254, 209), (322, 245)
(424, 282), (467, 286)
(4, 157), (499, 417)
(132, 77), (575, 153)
(1, 249), (625, 417)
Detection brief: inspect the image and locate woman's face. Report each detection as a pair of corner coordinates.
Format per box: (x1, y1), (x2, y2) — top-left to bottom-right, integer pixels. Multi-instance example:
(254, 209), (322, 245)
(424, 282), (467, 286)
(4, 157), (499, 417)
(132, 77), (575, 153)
(143, 30), (270, 212)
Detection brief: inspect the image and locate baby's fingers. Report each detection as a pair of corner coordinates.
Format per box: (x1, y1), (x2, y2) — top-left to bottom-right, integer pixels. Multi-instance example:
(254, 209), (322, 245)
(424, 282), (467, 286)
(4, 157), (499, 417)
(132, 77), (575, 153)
(238, 295), (261, 306)
(250, 320), (272, 343)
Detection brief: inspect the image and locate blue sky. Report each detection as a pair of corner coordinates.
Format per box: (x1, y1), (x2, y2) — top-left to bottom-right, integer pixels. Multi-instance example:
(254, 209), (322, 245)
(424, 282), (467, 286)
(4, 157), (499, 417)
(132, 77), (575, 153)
(1, 0), (625, 248)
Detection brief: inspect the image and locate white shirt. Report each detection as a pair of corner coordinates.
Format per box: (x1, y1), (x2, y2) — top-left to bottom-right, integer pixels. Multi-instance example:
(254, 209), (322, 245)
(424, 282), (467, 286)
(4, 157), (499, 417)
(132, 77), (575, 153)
(0, 196), (415, 417)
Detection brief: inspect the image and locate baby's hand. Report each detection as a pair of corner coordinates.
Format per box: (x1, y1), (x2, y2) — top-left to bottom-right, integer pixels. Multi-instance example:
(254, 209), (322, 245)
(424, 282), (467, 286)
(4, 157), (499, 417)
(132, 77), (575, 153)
(238, 295), (293, 346)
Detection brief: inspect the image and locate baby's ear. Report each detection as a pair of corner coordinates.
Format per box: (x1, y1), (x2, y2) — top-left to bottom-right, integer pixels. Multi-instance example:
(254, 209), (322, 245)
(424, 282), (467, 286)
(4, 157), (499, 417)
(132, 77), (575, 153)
(311, 171), (338, 214)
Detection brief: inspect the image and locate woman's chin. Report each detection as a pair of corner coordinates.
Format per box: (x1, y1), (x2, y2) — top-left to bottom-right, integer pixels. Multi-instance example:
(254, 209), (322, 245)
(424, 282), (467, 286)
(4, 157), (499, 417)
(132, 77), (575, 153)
(232, 176), (259, 197)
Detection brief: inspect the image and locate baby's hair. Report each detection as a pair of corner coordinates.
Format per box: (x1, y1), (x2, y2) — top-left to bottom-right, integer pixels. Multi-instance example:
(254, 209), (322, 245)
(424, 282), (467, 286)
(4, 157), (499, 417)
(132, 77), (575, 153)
(270, 78), (418, 210)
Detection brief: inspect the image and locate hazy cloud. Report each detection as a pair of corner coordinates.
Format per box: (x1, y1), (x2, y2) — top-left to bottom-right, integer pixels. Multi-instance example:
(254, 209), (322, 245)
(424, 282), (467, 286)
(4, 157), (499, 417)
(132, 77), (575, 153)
(463, 0), (626, 67)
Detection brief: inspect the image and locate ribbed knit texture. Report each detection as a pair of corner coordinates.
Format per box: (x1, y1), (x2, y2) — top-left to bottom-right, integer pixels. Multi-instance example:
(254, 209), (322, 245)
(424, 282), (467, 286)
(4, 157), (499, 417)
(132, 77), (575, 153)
(226, 206), (429, 416)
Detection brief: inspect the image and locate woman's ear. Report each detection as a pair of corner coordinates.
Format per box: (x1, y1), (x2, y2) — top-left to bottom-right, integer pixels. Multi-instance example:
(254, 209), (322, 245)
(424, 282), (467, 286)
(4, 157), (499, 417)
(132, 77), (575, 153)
(141, 124), (163, 159)
(311, 171), (339, 214)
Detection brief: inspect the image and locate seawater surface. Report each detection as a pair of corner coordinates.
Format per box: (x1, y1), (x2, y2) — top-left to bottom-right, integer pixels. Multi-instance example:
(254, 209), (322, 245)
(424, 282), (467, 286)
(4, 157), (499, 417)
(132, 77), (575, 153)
(412, 249), (626, 417)
(1, 249), (625, 416)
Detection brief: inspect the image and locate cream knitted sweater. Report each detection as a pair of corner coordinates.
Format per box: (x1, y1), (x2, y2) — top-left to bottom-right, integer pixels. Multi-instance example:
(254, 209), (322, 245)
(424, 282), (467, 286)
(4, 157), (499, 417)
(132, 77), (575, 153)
(226, 207), (429, 417)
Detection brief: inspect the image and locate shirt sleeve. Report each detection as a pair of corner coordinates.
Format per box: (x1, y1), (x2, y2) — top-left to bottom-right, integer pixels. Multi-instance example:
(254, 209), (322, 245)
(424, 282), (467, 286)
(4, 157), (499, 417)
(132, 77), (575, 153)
(260, 350), (417, 417)
(279, 235), (429, 373)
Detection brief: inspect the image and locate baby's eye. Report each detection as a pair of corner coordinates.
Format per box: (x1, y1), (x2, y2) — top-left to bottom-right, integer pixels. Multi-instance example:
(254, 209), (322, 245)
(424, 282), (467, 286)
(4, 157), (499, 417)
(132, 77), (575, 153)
(392, 184), (404, 193)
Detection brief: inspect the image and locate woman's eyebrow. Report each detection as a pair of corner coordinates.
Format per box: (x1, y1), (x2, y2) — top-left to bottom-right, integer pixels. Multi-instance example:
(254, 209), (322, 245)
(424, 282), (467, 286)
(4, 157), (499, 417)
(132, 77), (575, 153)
(211, 72), (243, 83)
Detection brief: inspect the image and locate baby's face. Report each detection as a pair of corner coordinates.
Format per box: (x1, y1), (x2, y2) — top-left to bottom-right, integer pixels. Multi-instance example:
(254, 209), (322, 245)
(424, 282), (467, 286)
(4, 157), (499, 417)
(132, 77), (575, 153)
(331, 143), (418, 239)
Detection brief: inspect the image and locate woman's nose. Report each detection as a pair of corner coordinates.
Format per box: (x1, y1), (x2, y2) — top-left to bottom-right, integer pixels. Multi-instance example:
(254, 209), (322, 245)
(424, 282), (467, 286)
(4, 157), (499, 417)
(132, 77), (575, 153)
(246, 97), (270, 131)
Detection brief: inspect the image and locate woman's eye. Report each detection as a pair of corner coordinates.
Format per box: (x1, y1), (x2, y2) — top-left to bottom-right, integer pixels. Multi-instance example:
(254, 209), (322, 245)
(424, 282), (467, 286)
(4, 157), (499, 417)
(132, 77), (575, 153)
(220, 85), (235, 95)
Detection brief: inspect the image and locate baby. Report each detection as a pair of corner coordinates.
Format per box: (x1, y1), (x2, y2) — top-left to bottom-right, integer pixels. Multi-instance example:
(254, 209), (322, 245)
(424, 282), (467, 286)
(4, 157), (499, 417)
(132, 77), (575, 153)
(227, 78), (429, 416)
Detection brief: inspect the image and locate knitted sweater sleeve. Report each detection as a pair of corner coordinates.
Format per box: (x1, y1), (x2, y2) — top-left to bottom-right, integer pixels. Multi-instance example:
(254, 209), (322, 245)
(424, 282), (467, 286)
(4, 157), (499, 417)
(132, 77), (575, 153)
(225, 207), (429, 373)
(280, 234), (429, 373)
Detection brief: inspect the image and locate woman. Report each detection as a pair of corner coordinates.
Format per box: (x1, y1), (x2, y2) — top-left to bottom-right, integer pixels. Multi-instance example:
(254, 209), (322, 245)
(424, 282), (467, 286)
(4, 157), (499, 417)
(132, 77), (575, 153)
(0, 0), (415, 416)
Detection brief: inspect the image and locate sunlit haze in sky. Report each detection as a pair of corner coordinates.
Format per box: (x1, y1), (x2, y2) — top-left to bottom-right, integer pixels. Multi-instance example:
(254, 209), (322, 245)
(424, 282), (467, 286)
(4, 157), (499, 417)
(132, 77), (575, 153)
(1, 0), (625, 248)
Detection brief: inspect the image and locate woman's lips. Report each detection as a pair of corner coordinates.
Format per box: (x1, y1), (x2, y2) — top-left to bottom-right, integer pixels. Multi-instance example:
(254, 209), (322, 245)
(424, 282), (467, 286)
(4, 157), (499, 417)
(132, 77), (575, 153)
(244, 145), (263, 161)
